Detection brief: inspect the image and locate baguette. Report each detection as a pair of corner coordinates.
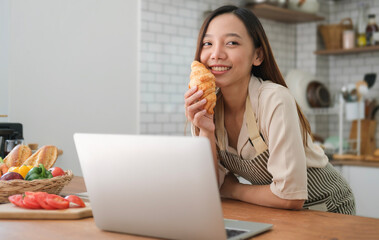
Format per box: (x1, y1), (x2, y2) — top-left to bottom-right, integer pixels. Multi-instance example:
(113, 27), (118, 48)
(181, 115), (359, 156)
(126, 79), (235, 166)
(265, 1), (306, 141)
(189, 61), (217, 114)
(22, 145), (58, 169)
(3, 144), (32, 168)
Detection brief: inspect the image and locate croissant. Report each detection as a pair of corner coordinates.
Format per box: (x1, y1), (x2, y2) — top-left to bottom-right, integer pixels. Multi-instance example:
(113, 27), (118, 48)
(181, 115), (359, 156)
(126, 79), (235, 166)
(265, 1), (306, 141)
(189, 61), (217, 114)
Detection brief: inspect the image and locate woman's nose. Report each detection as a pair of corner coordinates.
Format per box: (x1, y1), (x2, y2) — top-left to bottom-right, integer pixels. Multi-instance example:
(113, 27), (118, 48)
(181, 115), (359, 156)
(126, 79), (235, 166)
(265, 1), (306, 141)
(210, 44), (226, 60)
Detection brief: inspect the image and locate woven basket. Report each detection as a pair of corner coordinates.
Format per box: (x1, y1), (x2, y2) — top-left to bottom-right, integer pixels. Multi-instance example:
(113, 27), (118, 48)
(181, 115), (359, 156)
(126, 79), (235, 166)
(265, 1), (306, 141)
(318, 18), (353, 50)
(0, 170), (73, 203)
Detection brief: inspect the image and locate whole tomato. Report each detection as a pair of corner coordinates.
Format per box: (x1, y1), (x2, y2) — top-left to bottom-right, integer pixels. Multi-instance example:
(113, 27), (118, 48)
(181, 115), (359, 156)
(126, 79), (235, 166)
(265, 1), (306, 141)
(48, 167), (65, 177)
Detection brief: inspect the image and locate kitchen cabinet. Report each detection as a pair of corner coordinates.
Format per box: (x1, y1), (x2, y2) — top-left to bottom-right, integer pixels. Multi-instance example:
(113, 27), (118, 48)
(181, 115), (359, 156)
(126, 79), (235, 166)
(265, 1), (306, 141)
(314, 45), (379, 55)
(333, 164), (379, 218)
(247, 3), (324, 23)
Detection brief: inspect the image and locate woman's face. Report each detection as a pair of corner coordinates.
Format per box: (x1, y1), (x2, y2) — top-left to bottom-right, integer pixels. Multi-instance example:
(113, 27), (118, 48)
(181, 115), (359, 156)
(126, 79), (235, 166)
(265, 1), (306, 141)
(200, 13), (257, 89)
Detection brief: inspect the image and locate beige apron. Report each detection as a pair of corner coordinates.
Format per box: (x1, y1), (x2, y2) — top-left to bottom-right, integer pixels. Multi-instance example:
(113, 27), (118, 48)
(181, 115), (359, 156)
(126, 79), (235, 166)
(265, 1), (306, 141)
(214, 93), (355, 215)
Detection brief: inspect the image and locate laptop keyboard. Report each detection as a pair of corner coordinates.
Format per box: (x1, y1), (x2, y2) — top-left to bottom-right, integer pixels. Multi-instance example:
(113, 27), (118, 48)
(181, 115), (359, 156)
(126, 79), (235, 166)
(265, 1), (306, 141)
(226, 229), (248, 238)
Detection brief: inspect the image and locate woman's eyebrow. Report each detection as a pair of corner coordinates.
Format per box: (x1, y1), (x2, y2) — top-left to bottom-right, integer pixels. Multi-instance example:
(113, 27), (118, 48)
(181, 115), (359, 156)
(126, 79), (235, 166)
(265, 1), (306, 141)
(225, 33), (242, 38)
(204, 33), (242, 38)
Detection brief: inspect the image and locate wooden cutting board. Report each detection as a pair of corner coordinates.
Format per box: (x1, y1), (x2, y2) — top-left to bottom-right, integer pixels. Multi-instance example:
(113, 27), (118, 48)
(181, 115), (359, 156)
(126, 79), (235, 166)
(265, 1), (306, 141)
(0, 202), (92, 219)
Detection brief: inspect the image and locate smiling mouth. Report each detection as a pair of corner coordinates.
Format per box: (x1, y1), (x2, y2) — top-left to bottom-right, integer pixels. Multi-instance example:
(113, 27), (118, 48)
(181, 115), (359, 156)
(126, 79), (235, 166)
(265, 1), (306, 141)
(211, 66), (231, 71)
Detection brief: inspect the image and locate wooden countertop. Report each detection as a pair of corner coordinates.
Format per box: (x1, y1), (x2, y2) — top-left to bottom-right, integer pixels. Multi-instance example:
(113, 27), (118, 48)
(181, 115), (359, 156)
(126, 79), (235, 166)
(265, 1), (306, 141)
(330, 159), (379, 168)
(1, 177), (379, 240)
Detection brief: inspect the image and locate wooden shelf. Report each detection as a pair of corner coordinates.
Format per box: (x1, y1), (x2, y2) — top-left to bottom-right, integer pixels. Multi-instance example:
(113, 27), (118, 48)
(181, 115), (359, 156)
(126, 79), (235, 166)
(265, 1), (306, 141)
(247, 3), (325, 23)
(314, 45), (379, 55)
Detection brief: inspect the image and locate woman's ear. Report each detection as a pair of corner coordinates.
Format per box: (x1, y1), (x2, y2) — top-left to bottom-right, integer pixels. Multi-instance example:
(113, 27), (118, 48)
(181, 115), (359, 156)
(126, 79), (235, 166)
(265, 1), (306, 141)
(252, 47), (264, 66)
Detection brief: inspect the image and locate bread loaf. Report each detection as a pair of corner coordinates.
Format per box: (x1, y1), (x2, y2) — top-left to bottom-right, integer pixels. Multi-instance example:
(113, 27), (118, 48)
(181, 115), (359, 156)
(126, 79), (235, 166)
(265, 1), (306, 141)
(22, 145), (58, 169)
(189, 61), (217, 114)
(3, 145), (32, 168)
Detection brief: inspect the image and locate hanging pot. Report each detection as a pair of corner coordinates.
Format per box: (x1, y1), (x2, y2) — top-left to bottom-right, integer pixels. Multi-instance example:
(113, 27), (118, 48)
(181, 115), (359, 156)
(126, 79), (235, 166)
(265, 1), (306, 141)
(306, 81), (331, 108)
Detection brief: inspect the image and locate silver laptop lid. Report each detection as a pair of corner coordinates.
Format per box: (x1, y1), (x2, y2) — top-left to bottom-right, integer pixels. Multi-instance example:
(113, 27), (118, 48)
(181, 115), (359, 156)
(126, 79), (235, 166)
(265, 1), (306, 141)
(74, 133), (227, 240)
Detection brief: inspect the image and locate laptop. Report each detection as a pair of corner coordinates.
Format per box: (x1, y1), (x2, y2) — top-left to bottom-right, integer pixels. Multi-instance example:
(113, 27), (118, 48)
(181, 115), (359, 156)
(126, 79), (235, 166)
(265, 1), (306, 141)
(74, 133), (272, 240)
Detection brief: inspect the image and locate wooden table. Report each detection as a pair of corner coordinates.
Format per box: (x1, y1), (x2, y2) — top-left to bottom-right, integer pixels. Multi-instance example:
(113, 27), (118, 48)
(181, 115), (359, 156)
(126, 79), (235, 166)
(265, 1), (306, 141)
(1, 177), (378, 240)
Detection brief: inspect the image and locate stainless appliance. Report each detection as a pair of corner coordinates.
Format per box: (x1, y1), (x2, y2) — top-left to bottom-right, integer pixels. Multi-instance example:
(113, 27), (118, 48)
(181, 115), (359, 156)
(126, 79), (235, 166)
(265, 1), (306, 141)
(0, 123), (23, 158)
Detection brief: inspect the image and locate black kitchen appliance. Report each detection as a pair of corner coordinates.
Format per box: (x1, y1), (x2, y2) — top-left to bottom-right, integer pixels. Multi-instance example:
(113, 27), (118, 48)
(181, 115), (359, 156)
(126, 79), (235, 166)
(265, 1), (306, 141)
(0, 123), (23, 158)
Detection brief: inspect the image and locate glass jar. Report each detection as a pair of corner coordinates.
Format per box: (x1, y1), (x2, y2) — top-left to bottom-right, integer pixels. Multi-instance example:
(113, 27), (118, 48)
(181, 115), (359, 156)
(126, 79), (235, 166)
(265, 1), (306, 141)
(366, 14), (379, 45)
(356, 2), (368, 47)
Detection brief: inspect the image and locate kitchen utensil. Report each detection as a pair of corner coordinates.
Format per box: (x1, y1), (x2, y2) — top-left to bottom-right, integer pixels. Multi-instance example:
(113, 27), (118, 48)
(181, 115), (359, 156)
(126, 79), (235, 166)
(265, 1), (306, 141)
(345, 101), (365, 121)
(355, 80), (368, 101)
(306, 81), (331, 108)
(371, 105), (379, 119)
(364, 73), (376, 88)
(0, 202), (92, 219)
(366, 99), (377, 119)
(349, 119), (377, 155)
(341, 85), (349, 101)
(348, 89), (358, 102)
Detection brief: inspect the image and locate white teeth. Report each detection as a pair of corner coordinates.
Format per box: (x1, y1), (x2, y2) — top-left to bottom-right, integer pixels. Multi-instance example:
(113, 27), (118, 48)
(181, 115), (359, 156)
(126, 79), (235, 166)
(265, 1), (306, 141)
(211, 66), (230, 71)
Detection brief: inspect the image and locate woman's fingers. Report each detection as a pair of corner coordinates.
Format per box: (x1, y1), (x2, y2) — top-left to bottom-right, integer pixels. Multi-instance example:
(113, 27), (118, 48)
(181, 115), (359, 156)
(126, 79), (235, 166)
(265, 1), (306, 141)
(192, 109), (207, 125)
(184, 88), (203, 108)
(184, 86), (206, 120)
(184, 85), (197, 99)
(186, 98), (207, 120)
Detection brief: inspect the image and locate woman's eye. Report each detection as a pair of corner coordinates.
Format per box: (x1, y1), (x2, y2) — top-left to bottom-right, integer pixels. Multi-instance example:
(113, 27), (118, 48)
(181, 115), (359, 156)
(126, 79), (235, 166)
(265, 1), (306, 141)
(227, 41), (239, 46)
(203, 42), (211, 46)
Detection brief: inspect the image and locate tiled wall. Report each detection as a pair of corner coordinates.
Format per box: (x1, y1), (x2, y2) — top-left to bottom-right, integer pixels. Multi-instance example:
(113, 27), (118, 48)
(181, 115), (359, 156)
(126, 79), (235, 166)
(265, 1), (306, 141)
(140, 0), (379, 149)
(140, 0), (221, 135)
(321, 0), (379, 148)
(327, 0), (379, 150)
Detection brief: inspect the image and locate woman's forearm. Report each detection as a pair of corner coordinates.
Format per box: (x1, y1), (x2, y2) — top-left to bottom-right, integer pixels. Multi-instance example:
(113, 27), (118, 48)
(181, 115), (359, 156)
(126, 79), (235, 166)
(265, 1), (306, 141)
(232, 184), (304, 210)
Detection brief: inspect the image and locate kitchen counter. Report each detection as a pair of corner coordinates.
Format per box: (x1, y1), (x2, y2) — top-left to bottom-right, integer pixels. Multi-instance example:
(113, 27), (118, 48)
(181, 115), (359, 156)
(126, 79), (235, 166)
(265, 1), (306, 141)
(330, 159), (379, 168)
(1, 177), (378, 240)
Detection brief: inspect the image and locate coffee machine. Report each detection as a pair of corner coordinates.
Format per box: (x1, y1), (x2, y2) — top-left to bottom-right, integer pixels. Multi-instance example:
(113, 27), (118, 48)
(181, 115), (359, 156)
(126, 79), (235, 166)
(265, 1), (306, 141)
(0, 123), (23, 158)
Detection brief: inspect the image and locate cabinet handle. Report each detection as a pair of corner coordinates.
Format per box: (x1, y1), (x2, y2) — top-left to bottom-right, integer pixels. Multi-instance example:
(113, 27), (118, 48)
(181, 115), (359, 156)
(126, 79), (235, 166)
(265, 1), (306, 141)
(0, 115), (8, 117)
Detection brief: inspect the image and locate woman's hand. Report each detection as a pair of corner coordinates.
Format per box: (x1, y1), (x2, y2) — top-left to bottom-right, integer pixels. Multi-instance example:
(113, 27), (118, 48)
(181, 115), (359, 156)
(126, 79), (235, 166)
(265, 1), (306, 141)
(184, 86), (215, 133)
(220, 173), (240, 199)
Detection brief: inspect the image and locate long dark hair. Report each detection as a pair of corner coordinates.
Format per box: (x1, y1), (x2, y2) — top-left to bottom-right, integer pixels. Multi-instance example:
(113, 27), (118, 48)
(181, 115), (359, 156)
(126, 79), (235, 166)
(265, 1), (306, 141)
(195, 5), (311, 146)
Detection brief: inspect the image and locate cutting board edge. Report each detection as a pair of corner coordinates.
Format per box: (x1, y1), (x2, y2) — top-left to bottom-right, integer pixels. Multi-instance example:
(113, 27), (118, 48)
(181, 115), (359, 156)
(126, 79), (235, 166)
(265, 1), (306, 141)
(0, 203), (92, 220)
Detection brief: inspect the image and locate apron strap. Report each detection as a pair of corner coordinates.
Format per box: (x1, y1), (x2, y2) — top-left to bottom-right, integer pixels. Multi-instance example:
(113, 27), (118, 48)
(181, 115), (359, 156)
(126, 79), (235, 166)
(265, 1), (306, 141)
(245, 94), (268, 156)
(215, 93), (268, 155)
(215, 96), (226, 151)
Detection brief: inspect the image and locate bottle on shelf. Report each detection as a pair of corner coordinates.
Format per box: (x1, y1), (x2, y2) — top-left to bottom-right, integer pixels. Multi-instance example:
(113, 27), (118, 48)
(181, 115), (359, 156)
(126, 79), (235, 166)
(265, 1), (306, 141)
(366, 14), (379, 45)
(356, 2), (367, 47)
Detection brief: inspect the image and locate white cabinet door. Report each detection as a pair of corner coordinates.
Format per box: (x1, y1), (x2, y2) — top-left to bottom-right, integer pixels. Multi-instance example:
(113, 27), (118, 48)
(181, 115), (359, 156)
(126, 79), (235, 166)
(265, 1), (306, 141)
(340, 165), (379, 218)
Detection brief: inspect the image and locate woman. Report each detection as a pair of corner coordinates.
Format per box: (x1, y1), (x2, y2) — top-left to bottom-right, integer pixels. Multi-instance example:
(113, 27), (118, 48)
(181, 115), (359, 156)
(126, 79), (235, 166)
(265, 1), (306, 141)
(184, 5), (355, 215)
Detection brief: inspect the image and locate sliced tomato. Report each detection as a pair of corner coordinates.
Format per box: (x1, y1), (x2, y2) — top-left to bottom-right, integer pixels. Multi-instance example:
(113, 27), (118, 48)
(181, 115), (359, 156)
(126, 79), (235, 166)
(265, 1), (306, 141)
(9, 194), (26, 208)
(23, 193), (41, 209)
(34, 192), (56, 210)
(64, 195), (86, 208)
(45, 194), (69, 209)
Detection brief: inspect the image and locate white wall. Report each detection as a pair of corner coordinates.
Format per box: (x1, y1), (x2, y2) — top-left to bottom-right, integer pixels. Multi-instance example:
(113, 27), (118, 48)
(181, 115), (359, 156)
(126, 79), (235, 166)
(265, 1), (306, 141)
(6, 0), (140, 175)
(0, 0), (10, 121)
